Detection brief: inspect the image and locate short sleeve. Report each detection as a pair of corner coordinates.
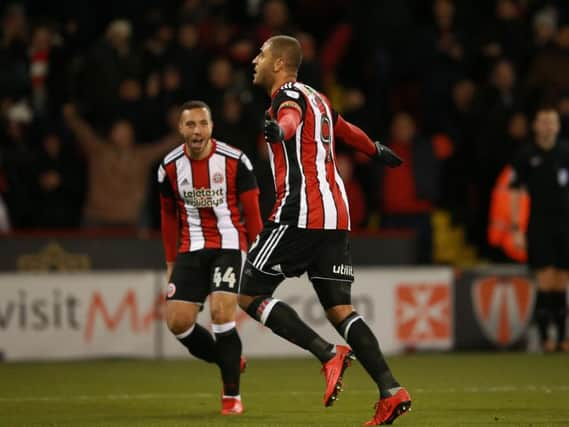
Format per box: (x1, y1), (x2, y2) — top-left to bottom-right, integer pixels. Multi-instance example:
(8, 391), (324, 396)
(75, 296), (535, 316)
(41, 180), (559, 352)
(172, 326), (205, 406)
(271, 87), (307, 118)
(158, 163), (176, 198)
(236, 154), (259, 194)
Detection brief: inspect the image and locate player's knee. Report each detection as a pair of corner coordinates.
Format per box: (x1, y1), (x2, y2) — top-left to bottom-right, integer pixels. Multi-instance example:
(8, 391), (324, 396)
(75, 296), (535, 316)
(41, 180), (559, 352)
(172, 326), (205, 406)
(326, 304), (355, 325)
(312, 278), (352, 314)
(210, 293), (237, 324)
(210, 306), (233, 324)
(166, 310), (195, 336)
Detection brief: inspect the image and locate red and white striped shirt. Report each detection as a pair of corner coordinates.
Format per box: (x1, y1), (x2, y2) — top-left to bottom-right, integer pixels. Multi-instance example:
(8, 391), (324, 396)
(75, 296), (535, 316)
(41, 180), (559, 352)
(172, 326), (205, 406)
(267, 82), (351, 230)
(158, 139), (261, 261)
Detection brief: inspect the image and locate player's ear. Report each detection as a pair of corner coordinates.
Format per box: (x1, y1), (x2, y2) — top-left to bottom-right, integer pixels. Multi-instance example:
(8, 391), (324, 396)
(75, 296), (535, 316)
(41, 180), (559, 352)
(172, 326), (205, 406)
(273, 56), (284, 72)
(177, 111), (185, 134)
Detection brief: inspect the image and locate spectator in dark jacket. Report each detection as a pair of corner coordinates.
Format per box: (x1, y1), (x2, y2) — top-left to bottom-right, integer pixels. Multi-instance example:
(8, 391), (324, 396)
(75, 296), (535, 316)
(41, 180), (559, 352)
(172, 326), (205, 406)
(31, 131), (85, 227)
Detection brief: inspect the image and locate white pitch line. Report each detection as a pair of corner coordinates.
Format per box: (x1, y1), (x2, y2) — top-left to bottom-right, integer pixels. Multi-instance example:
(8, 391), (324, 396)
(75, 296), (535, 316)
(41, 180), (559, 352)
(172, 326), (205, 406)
(1, 386), (569, 403)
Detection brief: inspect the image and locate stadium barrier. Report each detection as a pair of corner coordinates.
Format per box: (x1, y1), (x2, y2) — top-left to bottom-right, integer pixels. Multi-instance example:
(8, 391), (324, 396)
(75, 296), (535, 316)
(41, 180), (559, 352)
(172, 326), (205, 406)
(0, 268), (452, 361)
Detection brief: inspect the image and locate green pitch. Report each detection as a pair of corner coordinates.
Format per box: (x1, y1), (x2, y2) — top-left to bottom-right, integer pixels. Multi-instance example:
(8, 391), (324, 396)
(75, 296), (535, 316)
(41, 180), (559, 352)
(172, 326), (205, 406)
(1, 353), (568, 426)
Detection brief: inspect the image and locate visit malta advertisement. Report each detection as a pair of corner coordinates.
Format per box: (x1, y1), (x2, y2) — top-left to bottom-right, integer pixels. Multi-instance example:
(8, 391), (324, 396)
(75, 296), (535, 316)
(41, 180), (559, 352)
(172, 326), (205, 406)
(0, 268), (454, 361)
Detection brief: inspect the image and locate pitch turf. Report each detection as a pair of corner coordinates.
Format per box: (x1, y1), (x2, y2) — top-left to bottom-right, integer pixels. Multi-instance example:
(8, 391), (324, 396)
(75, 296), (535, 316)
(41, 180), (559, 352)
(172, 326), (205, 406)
(1, 353), (568, 426)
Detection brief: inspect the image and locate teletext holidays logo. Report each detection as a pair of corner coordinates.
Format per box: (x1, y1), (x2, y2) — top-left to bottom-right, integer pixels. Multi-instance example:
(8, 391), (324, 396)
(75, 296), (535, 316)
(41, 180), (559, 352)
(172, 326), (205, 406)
(0, 289), (165, 341)
(182, 187), (224, 208)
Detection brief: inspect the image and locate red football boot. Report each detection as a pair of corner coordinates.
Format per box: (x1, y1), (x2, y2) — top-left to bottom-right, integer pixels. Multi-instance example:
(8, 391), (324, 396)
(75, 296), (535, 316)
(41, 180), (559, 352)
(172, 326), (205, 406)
(364, 388), (411, 425)
(321, 345), (355, 406)
(219, 357), (246, 415)
(221, 396), (243, 415)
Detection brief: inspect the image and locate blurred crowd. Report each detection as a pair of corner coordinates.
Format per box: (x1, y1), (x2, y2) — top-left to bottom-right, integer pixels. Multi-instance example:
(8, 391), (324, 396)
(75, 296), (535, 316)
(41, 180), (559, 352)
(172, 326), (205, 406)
(1, 0), (569, 262)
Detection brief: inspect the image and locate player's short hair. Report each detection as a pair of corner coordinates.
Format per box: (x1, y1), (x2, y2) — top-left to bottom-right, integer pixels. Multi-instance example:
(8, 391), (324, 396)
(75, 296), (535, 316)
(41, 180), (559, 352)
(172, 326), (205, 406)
(179, 100), (212, 120)
(267, 35), (302, 72)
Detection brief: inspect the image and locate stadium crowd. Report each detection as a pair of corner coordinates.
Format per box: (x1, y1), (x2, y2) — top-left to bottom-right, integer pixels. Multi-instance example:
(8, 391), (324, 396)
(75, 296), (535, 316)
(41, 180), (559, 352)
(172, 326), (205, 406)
(1, 0), (569, 262)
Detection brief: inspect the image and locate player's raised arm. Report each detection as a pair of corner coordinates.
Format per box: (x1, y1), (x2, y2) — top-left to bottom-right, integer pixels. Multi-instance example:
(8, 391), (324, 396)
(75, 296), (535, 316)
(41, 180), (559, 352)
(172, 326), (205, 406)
(334, 114), (403, 167)
(263, 105), (302, 143)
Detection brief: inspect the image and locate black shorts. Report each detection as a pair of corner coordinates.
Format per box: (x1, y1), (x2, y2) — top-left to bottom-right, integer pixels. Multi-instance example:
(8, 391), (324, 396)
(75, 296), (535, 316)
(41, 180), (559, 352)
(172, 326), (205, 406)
(527, 217), (569, 270)
(240, 222), (354, 305)
(167, 249), (244, 304)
